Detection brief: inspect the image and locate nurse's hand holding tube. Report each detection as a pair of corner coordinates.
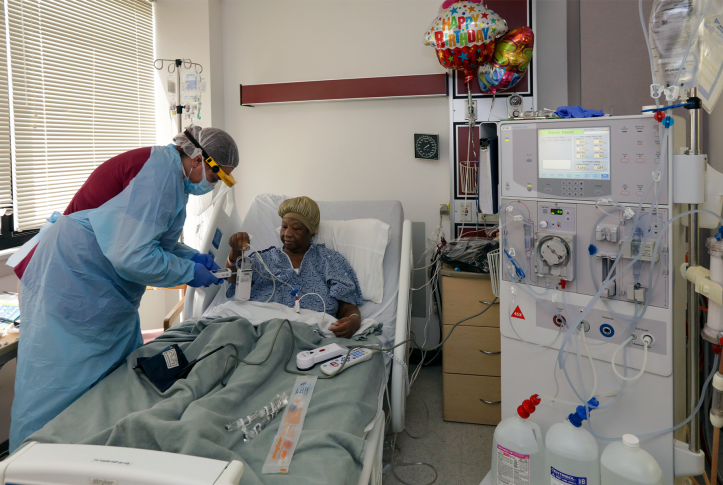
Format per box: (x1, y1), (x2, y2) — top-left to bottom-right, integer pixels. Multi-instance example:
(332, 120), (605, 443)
(191, 253), (221, 272)
(188, 263), (222, 288)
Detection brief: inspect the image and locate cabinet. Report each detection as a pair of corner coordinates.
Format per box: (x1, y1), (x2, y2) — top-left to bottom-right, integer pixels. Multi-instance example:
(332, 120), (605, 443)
(441, 265), (501, 425)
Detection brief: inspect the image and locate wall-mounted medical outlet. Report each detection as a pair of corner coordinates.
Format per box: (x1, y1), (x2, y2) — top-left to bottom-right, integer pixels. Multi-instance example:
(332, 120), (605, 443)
(459, 201), (473, 222)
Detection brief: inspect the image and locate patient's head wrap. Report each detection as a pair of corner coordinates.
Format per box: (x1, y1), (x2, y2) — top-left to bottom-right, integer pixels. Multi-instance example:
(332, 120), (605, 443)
(173, 126), (240, 168)
(278, 196), (320, 235)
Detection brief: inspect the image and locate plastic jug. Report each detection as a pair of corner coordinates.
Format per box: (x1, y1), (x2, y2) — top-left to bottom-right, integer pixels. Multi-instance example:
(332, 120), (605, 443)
(491, 394), (545, 485)
(544, 398), (600, 485)
(600, 434), (665, 485)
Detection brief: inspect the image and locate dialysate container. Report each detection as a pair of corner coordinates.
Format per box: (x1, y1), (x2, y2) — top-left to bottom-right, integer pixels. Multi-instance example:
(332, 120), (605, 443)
(600, 434), (665, 485)
(491, 394), (545, 485)
(544, 398), (600, 485)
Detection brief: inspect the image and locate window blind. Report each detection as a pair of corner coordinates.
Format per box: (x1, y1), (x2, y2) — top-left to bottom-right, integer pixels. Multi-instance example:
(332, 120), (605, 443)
(0, 3), (11, 212)
(7, 0), (155, 231)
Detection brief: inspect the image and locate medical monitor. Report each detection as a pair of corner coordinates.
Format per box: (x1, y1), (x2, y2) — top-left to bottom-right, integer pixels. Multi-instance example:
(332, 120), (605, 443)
(538, 127), (611, 180)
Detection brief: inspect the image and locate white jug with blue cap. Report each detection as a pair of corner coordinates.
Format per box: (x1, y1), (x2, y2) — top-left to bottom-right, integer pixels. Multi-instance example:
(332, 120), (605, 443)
(600, 434), (665, 485)
(544, 398), (601, 485)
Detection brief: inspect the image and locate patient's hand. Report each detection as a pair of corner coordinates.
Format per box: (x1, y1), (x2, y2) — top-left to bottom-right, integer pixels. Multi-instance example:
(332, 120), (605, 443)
(329, 315), (361, 339)
(228, 232), (251, 260)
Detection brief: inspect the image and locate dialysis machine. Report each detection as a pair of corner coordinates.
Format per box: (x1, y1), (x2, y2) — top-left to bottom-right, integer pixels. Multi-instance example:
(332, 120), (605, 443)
(498, 115), (696, 484)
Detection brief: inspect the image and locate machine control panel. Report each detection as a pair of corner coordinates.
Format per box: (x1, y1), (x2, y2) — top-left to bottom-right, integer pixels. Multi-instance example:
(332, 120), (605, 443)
(538, 204), (575, 231)
(499, 117), (663, 203)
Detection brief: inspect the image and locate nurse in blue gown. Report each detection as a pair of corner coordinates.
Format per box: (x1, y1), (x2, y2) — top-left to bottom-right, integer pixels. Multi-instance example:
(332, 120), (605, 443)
(9, 126), (239, 450)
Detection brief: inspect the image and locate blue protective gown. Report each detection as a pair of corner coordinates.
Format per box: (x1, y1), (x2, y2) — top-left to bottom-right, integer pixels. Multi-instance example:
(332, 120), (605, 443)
(10, 145), (198, 450)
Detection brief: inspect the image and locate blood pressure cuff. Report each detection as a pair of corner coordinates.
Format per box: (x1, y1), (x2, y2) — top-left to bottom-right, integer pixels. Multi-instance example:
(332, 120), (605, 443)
(134, 344), (191, 392)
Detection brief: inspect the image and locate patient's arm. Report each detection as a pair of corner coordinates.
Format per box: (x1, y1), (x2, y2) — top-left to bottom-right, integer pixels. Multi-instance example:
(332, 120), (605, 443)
(329, 300), (362, 339)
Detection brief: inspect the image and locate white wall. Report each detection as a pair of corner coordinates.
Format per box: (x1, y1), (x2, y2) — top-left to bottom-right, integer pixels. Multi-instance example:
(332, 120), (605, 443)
(222, 0), (450, 243)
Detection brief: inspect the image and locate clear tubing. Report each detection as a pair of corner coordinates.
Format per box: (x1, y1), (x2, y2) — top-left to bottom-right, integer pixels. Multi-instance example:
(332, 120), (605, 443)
(587, 354), (720, 441)
(611, 336), (649, 381)
(563, 207), (723, 406)
(558, 126), (670, 374)
(581, 331), (598, 399)
(507, 294), (564, 347)
(571, 208), (723, 419)
(574, 331), (589, 404)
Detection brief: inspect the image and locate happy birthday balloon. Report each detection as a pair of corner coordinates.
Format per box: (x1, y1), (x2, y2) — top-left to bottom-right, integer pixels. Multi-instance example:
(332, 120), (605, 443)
(478, 26), (534, 94)
(424, 1), (508, 84)
(439, 0), (481, 12)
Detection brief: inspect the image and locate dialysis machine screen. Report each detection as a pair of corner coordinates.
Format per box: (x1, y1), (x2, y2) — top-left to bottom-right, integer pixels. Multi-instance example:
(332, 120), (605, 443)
(538, 127), (611, 180)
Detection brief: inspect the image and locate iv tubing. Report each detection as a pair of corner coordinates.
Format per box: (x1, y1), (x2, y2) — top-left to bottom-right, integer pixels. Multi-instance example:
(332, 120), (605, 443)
(611, 336), (649, 381)
(587, 353), (720, 441)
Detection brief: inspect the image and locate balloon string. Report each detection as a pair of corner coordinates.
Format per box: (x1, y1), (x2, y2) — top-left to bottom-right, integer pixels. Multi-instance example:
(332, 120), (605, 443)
(462, 79), (478, 204)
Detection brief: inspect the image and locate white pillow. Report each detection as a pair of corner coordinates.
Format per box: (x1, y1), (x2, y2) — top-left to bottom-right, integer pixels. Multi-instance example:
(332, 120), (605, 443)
(314, 219), (391, 304)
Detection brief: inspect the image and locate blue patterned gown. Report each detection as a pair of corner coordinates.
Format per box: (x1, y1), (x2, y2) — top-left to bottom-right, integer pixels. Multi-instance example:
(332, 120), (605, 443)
(227, 243), (363, 316)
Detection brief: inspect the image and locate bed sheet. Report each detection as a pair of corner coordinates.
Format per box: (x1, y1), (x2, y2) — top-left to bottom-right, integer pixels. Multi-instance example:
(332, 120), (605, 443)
(26, 316), (387, 485)
(203, 283), (384, 339)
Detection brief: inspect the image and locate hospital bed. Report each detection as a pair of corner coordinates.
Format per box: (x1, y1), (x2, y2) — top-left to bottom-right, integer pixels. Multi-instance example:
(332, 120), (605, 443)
(1, 192), (413, 485)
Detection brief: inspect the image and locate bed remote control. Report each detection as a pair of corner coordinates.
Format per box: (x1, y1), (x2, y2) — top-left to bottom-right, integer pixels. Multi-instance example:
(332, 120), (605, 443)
(320, 348), (374, 375)
(296, 343), (348, 370)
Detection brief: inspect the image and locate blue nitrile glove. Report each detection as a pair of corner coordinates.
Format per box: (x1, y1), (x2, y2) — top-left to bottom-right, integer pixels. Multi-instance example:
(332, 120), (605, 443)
(190, 253), (221, 271)
(187, 263), (222, 288)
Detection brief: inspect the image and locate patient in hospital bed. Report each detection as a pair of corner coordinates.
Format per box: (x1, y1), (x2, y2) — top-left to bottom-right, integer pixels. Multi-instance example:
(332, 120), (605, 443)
(218, 196), (365, 338)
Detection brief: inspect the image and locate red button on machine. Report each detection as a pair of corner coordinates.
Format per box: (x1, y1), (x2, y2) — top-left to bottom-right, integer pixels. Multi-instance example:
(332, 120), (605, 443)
(636, 158), (645, 163)
(621, 191), (630, 196)
(621, 158), (630, 163)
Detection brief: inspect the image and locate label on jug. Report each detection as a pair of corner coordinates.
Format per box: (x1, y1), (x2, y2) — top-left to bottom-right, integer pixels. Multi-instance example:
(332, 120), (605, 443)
(497, 445), (530, 485)
(551, 466), (587, 485)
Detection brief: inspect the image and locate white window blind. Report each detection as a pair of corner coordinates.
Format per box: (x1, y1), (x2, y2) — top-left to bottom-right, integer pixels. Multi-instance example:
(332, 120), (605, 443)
(7, 0), (155, 231)
(0, 3), (11, 212)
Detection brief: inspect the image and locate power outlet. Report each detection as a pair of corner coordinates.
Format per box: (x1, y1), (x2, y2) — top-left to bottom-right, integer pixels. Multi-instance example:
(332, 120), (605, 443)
(459, 201), (473, 222)
(478, 212), (486, 223)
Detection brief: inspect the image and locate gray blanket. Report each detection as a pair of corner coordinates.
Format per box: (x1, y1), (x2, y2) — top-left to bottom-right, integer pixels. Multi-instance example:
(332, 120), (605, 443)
(28, 317), (386, 485)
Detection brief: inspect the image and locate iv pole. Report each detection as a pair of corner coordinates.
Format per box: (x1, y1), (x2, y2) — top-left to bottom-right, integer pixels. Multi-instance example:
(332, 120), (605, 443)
(153, 58), (203, 134)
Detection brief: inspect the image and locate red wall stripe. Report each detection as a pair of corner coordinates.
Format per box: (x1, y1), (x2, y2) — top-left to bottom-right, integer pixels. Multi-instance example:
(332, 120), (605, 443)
(241, 73), (448, 105)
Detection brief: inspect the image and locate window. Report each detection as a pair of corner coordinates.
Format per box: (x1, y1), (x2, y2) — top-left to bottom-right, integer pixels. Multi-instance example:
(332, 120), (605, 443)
(0, 0), (155, 249)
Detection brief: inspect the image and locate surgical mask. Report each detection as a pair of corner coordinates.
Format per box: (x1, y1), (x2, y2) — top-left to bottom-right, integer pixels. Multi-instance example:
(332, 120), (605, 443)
(183, 160), (215, 196)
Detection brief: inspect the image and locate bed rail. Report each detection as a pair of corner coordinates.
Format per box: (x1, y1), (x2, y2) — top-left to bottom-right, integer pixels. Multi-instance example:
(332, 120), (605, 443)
(391, 219), (413, 434)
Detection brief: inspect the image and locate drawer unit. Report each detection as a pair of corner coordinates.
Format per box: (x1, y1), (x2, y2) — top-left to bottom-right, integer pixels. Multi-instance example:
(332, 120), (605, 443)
(443, 373), (501, 425)
(442, 325), (500, 376)
(440, 265), (501, 425)
(441, 272), (499, 327)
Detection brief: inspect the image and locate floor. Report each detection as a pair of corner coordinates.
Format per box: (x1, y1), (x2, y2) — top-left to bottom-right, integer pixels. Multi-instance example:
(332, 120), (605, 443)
(382, 363), (494, 485)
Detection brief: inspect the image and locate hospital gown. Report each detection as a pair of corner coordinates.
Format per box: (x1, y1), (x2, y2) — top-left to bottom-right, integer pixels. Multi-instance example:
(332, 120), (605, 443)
(227, 244), (363, 316)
